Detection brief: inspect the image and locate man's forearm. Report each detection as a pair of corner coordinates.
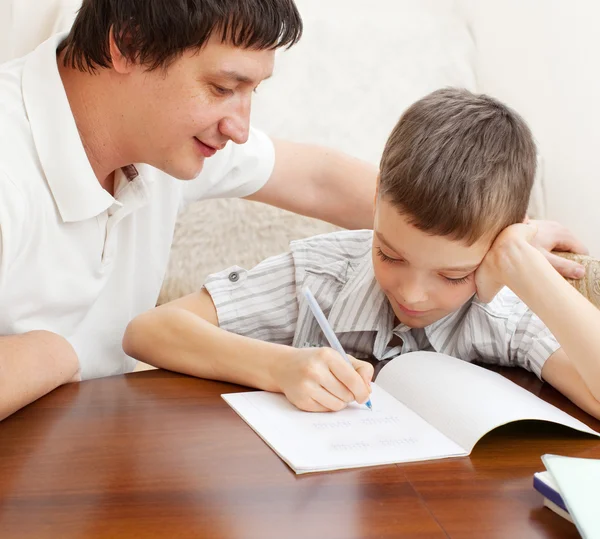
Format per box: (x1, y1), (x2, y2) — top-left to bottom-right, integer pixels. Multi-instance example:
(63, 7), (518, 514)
(0, 331), (80, 421)
(248, 139), (378, 230)
(312, 147), (378, 229)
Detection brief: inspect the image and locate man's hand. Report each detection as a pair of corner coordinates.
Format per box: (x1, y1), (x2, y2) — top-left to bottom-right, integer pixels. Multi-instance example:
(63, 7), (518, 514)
(271, 347), (373, 412)
(528, 219), (587, 279)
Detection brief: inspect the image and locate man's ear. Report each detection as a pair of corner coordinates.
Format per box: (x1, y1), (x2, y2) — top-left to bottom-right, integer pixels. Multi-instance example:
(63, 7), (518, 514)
(108, 27), (136, 74)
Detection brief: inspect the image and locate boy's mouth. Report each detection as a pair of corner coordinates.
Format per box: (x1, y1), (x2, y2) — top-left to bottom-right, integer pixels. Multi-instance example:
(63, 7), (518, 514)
(395, 301), (431, 318)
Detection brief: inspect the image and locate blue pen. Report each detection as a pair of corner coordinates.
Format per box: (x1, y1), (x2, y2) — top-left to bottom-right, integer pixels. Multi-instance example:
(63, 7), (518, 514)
(302, 286), (373, 411)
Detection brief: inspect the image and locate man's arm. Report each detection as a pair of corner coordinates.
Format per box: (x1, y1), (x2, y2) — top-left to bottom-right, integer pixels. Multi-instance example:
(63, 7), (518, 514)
(476, 223), (600, 419)
(0, 331), (80, 421)
(245, 138), (377, 230)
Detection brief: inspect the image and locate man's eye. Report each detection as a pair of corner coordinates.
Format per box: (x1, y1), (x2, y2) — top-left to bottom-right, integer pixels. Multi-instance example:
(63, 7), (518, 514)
(212, 85), (232, 96)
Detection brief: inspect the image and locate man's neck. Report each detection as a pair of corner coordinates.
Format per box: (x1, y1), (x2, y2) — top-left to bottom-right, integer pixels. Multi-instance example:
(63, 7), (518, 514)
(57, 53), (131, 195)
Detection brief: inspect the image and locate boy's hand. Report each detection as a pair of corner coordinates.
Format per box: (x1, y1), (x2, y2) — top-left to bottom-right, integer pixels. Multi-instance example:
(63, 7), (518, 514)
(528, 219), (587, 279)
(272, 347), (374, 412)
(475, 222), (541, 303)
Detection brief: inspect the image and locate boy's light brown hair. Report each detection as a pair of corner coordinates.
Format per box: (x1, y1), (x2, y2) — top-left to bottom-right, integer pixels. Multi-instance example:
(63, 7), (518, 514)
(379, 88), (537, 245)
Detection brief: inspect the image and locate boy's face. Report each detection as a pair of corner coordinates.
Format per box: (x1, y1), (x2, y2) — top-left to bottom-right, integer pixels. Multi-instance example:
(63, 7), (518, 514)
(372, 197), (492, 328)
(119, 33), (275, 180)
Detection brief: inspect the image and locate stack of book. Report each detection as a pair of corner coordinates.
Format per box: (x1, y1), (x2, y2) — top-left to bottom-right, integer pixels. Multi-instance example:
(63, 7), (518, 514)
(534, 454), (600, 538)
(533, 470), (572, 523)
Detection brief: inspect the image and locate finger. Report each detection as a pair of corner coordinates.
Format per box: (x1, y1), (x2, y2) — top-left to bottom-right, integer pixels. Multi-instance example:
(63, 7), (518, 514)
(319, 372), (355, 403)
(353, 359), (375, 389)
(310, 388), (349, 412)
(327, 354), (371, 404)
(555, 235), (589, 256)
(545, 252), (585, 279)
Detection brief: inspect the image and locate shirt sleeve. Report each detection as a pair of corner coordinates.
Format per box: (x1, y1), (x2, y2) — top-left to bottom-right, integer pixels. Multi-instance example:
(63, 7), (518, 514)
(180, 126), (275, 206)
(469, 292), (560, 380)
(203, 251), (299, 345)
(507, 307), (561, 379)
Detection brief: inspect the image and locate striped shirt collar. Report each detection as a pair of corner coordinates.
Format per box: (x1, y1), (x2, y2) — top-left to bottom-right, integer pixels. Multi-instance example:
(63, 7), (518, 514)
(327, 250), (474, 353)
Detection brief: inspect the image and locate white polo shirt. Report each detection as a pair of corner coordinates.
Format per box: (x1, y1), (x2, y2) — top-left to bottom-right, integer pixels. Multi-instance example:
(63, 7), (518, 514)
(0, 34), (275, 379)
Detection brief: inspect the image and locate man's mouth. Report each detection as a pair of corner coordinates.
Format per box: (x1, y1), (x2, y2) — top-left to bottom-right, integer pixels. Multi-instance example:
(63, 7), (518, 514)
(194, 137), (219, 158)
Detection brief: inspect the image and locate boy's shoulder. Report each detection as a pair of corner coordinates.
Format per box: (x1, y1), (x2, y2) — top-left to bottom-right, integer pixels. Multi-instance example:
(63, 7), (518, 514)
(289, 229), (373, 271)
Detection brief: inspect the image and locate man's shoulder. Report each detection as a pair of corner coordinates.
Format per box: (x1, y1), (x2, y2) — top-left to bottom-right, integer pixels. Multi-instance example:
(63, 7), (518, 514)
(0, 56), (34, 169)
(0, 56), (27, 118)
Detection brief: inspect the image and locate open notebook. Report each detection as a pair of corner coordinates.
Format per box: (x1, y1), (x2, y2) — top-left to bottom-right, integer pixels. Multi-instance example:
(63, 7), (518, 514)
(223, 351), (599, 474)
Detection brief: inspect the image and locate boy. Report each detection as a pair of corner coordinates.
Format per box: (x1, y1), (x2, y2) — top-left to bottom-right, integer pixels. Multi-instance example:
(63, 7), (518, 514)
(123, 88), (600, 419)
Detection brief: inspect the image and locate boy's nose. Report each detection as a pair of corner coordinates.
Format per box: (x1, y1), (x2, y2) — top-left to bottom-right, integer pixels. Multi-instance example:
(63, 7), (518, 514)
(398, 279), (428, 305)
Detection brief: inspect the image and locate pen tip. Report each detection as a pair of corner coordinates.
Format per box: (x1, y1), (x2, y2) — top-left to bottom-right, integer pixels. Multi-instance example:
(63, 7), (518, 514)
(366, 402), (373, 411)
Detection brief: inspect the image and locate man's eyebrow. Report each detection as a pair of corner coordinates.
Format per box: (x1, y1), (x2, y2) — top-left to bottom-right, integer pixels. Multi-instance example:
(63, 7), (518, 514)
(217, 70), (272, 84)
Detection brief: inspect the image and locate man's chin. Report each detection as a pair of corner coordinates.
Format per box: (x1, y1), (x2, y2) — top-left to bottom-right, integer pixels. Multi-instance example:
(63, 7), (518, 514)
(167, 161), (205, 181)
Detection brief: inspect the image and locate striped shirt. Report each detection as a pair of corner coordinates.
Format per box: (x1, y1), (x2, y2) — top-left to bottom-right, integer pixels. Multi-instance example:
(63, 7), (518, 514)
(205, 230), (560, 379)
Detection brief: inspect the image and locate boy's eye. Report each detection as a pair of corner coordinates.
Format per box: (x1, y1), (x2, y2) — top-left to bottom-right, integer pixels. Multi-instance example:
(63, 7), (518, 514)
(443, 275), (472, 285)
(376, 247), (403, 264)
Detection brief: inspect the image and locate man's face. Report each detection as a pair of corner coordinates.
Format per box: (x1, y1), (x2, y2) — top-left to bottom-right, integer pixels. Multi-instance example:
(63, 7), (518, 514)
(123, 34), (275, 180)
(372, 197), (492, 328)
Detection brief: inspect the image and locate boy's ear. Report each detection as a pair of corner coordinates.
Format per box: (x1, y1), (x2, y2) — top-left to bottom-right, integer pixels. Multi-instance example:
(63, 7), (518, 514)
(108, 27), (136, 74)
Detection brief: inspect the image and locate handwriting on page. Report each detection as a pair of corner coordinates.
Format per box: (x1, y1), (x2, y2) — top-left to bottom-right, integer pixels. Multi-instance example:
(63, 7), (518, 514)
(331, 439), (418, 452)
(308, 415), (418, 452)
(311, 415), (403, 430)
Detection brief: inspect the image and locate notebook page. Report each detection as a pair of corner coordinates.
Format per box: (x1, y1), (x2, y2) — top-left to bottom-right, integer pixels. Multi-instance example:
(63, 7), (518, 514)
(223, 383), (465, 474)
(376, 352), (598, 453)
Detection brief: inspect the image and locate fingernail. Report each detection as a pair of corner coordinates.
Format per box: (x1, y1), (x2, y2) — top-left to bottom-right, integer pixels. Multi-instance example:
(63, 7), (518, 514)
(573, 267), (585, 279)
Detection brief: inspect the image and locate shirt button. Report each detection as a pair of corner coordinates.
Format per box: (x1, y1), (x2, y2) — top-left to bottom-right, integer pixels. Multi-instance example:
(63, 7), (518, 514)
(228, 271), (240, 283)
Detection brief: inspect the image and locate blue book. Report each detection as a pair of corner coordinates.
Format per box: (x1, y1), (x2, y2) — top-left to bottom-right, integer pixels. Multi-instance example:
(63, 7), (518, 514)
(533, 471), (572, 523)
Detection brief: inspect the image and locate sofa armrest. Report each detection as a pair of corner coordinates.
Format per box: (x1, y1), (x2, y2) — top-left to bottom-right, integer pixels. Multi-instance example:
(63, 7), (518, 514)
(555, 253), (600, 309)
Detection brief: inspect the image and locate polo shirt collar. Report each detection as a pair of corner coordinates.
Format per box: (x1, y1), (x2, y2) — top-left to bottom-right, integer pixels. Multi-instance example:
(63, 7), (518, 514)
(22, 32), (115, 223)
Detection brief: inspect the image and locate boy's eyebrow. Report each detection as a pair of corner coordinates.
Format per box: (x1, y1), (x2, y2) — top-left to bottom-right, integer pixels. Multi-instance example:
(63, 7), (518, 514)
(375, 232), (479, 273)
(217, 70), (272, 84)
(375, 232), (402, 255)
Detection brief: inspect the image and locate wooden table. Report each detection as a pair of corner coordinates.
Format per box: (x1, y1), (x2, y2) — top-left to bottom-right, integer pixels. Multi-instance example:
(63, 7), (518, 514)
(1, 368), (599, 539)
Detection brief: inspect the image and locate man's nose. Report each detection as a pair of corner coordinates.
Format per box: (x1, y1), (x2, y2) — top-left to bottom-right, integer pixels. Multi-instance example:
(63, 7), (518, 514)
(220, 96), (251, 144)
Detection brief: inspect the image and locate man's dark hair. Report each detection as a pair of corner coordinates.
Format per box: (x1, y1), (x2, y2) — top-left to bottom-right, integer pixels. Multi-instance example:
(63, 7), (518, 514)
(60, 0), (303, 72)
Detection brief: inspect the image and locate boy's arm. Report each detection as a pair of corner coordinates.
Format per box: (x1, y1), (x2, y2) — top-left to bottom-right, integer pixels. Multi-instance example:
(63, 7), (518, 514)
(123, 292), (373, 412)
(477, 223), (600, 419)
(0, 331), (80, 421)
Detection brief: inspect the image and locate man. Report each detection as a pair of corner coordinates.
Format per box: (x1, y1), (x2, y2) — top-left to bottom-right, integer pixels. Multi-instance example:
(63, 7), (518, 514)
(0, 0), (586, 421)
